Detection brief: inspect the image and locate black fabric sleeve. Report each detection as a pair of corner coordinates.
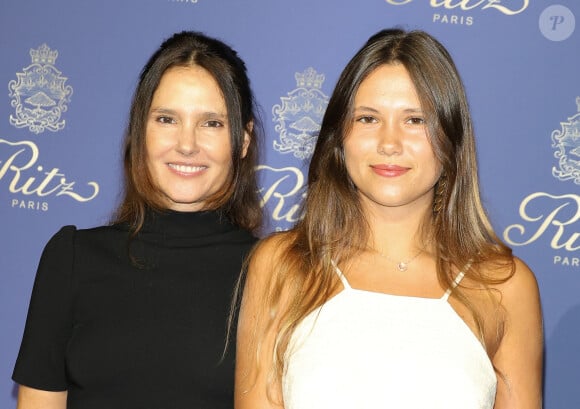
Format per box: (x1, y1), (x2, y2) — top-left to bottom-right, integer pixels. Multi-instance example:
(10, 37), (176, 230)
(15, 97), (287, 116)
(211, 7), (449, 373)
(12, 225), (76, 391)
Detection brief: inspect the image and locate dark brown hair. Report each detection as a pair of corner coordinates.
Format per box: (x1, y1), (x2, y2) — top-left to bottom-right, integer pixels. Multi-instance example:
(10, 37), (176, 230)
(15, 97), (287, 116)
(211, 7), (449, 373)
(248, 28), (514, 386)
(112, 31), (262, 233)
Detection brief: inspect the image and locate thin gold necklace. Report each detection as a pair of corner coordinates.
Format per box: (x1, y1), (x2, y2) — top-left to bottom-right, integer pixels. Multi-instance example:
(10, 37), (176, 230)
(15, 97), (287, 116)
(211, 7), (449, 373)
(377, 246), (426, 272)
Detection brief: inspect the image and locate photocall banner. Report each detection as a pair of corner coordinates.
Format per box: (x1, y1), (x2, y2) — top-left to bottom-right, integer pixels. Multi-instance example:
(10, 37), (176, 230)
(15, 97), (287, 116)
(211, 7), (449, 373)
(1, 1), (578, 407)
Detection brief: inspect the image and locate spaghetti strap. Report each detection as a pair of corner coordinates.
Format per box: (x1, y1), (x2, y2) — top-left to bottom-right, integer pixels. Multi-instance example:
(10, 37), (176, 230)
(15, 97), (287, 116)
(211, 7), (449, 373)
(331, 261), (352, 290)
(441, 270), (466, 301)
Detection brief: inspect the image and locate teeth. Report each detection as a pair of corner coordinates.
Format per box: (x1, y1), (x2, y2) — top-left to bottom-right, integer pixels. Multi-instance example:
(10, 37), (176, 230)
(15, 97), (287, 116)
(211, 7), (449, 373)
(169, 164), (206, 173)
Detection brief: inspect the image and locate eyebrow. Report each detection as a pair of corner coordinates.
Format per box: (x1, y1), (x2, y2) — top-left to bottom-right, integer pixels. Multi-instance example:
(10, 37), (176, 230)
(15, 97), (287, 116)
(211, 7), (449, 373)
(149, 107), (227, 118)
(353, 106), (380, 114)
(403, 108), (423, 114)
(353, 106), (424, 114)
(149, 107), (176, 115)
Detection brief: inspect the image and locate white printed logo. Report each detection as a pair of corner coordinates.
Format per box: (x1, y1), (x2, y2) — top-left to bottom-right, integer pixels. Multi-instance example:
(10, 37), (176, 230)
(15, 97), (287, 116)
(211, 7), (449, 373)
(272, 67), (329, 159)
(8, 44), (73, 134)
(552, 97), (580, 185)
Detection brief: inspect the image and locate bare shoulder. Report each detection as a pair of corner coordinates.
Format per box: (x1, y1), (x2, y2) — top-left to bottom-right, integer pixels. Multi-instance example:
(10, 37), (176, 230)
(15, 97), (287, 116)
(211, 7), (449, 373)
(243, 230), (295, 295)
(251, 231), (294, 260)
(497, 256), (541, 308)
(248, 231), (294, 274)
(491, 257), (543, 406)
(491, 256), (542, 333)
(236, 231), (293, 408)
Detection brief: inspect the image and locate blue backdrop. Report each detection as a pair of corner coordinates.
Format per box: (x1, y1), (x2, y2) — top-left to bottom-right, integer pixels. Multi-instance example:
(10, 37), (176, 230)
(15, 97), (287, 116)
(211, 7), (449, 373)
(1, 1), (578, 407)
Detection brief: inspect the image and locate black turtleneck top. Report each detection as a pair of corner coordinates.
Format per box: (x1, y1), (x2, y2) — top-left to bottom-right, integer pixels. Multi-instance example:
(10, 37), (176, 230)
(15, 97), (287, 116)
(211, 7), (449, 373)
(13, 211), (257, 409)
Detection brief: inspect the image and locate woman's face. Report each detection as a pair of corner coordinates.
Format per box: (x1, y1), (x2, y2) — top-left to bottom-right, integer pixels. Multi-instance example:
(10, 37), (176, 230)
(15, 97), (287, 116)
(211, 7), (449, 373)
(343, 63), (442, 214)
(145, 65), (248, 212)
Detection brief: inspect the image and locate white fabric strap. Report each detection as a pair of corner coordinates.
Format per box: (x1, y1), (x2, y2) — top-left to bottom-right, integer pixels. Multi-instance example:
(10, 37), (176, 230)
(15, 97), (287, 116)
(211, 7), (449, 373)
(331, 261), (351, 290)
(442, 270), (466, 301)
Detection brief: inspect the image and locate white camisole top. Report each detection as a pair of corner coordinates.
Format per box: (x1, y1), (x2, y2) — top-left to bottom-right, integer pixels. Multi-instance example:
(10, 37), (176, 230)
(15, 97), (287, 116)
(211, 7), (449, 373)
(282, 265), (497, 409)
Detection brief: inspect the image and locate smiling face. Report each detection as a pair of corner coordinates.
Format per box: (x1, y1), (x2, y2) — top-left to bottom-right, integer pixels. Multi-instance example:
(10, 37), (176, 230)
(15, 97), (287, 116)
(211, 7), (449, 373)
(145, 65), (245, 212)
(343, 63), (443, 215)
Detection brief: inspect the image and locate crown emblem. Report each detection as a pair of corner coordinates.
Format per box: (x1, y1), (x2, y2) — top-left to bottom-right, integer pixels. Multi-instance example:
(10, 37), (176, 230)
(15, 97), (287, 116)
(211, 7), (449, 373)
(30, 44), (58, 65)
(273, 68), (329, 159)
(295, 67), (325, 89)
(551, 97), (580, 185)
(9, 44), (73, 134)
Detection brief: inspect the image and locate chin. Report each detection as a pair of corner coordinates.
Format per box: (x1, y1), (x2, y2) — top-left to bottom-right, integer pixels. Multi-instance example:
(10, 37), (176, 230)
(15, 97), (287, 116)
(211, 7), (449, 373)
(163, 195), (203, 210)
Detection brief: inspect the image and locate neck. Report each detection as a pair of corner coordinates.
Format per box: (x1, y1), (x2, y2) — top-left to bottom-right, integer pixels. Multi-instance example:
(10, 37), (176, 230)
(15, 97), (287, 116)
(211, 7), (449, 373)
(363, 200), (435, 256)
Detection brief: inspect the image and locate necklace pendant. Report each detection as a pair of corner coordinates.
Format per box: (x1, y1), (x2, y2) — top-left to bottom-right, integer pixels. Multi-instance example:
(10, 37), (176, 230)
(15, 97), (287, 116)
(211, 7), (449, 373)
(397, 262), (408, 272)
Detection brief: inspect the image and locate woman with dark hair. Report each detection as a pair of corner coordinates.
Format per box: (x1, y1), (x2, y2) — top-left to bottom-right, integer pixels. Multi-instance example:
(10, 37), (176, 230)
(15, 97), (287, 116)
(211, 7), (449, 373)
(235, 28), (542, 408)
(13, 31), (261, 409)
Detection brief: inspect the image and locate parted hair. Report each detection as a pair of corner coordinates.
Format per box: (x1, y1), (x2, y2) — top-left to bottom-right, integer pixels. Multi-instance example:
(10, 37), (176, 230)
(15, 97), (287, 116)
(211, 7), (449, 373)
(113, 31), (262, 233)
(244, 28), (514, 389)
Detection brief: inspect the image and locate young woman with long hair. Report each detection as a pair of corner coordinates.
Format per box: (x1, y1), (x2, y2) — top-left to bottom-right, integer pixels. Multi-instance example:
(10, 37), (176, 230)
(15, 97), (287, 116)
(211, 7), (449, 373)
(235, 28), (542, 408)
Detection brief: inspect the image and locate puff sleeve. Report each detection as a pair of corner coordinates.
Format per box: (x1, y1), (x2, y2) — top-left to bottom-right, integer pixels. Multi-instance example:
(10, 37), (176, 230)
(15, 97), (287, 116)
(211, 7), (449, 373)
(12, 225), (77, 391)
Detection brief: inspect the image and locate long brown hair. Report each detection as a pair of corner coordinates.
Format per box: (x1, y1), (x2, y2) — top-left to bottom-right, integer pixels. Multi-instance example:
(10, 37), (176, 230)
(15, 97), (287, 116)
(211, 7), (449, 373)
(246, 28), (514, 387)
(112, 31), (262, 234)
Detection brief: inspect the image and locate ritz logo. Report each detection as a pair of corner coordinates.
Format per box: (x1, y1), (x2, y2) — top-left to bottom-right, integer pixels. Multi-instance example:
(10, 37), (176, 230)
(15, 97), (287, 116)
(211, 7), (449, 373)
(503, 98), (580, 268)
(259, 68), (330, 231)
(0, 139), (100, 209)
(9, 44), (73, 134)
(385, 0), (529, 26)
(384, 0), (528, 14)
(272, 67), (329, 160)
(257, 165), (306, 231)
(4, 44), (99, 211)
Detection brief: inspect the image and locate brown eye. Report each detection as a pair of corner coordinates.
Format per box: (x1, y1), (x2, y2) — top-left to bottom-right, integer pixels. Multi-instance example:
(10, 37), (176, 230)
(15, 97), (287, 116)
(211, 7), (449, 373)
(407, 117), (425, 125)
(156, 116), (176, 124)
(356, 116), (377, 124)
(204, 120), (225, 128)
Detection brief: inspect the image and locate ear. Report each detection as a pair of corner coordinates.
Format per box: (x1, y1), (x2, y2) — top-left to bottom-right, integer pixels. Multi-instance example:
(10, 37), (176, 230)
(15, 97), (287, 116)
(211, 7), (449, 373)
(241, 121), (253, 158)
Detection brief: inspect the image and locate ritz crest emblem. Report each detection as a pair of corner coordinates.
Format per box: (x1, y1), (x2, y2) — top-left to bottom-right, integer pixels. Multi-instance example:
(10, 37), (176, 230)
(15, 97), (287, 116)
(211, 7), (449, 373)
(272, 67), (329, 159)
(552, 97), (580, 185)
(9, 44), (73, 134)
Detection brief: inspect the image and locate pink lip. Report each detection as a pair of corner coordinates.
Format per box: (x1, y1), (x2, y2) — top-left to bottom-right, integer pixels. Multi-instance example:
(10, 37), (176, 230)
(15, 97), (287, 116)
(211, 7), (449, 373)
(370, 164), (409, 177)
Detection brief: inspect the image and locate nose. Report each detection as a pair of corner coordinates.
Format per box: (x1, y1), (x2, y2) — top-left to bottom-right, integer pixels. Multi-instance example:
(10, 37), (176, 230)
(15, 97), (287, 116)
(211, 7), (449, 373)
(377, 120), (402, 155)
(176, 125), (198, 156)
